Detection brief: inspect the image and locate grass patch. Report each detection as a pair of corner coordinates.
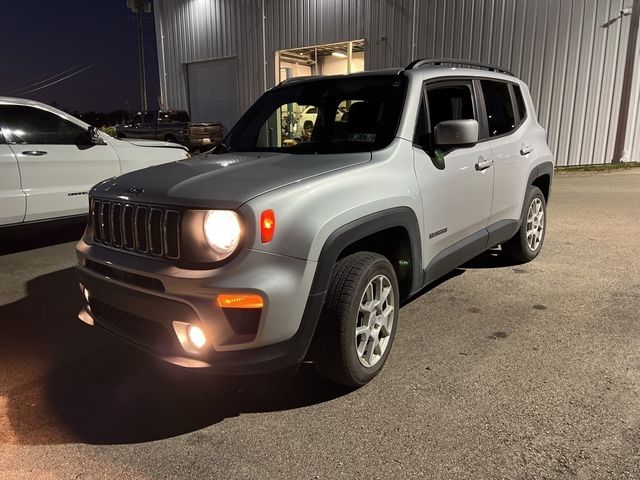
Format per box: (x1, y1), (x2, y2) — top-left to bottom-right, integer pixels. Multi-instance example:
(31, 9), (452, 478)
(99, 126), (117, 137)
(556, 162), (640, 173)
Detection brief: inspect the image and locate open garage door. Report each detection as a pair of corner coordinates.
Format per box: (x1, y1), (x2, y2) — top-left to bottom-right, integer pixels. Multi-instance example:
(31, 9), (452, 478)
(187, 57), (239, 132)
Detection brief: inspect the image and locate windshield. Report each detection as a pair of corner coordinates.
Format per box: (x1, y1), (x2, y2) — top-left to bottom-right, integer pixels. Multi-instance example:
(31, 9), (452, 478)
(226, 75), (407, 154)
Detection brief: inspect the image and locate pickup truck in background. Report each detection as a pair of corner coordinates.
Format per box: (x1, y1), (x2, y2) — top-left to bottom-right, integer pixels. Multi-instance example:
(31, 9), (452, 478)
(115, 110), (224, 151)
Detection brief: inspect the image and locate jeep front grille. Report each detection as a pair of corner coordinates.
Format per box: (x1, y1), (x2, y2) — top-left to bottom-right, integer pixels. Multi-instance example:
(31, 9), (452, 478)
(91, 199), (181, 260)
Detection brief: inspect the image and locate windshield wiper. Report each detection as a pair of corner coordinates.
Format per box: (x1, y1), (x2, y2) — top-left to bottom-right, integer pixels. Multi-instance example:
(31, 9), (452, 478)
(211, 141), (233, 154)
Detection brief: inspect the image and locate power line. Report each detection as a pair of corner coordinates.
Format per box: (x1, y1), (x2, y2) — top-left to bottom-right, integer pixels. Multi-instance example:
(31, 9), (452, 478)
(5, 59), (97, 95)
(17, 62), (99, 95)
(1, 17), (131, 95)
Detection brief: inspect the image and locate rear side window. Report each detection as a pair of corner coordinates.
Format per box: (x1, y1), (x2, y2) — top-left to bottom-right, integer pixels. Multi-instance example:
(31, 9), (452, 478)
(0, 105), (86, 145)
(481, 80), (516, 137)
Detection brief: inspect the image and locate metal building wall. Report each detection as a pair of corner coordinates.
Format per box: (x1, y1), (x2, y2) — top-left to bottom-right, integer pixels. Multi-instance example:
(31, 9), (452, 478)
(155, 0), (639, 165)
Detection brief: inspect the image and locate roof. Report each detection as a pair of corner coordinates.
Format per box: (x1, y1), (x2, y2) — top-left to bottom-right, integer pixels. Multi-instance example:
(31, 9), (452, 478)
(0, 96), (90, 128)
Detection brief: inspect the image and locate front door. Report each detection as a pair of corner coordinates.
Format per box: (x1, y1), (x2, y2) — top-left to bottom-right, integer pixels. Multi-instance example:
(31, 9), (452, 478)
(0, 105), (120, 222)
(412, 80), (494, 273)
(0, 143), (25, 225)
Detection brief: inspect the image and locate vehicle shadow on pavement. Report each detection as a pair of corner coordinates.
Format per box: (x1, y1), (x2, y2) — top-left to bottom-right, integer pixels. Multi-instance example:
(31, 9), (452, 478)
(0, 220), (86, 255)
(461, 247), (524, 269)
(0, 267), (351, 446)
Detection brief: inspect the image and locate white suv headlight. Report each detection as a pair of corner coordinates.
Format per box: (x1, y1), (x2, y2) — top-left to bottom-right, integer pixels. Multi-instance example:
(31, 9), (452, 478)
(203, 210), (241, 258)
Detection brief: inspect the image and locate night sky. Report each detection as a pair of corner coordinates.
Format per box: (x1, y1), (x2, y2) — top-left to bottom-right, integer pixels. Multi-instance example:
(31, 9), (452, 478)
(1, 0), (160, 114)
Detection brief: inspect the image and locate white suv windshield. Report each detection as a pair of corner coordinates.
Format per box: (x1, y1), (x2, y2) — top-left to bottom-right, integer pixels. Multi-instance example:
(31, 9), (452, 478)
(226, 75), (407, 154)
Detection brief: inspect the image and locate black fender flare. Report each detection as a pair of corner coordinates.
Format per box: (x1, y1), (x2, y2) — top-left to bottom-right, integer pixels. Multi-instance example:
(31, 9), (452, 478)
(275, 207), (422, 366)
(515, 161), (554, 231)
(309, 206), (423, 297)
(529, 161), (554, 199)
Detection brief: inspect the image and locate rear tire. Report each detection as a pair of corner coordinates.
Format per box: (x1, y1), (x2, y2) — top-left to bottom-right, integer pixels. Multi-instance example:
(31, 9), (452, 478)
(312, 252), (399, 387)
(164, 134), (177, 143)
(502, 186), (547, 263)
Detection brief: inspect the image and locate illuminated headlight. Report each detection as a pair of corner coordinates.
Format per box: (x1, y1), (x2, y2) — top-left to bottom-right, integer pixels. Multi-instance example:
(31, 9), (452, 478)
(203, 210), (241, 259)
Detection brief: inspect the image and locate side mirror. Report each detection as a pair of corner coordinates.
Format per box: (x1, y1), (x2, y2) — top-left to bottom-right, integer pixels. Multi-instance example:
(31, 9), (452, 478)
(434, 119), (479, 148)
(88, 126), (101, 144)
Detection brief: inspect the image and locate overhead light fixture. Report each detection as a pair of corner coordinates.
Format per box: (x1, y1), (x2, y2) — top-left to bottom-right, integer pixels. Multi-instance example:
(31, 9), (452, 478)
(332, 51), (348, 58)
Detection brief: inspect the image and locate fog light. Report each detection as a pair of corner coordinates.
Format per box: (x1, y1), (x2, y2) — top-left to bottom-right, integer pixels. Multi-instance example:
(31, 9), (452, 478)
(187, 325), (206, 349)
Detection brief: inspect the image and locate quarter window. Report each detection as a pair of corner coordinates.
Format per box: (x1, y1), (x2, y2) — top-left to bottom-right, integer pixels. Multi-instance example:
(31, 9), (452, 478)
(481, 80), (516, 137)
(513, 84), (527, 121)
(0, 105), (86, 145)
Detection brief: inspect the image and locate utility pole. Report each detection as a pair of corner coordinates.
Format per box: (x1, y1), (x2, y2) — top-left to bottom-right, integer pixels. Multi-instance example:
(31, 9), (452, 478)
(612, 1), (639, 163)
(127, 0), (151, 112)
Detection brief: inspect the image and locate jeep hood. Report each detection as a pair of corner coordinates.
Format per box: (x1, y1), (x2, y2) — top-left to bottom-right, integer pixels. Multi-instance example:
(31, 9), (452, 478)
(91, 151), (371, 208)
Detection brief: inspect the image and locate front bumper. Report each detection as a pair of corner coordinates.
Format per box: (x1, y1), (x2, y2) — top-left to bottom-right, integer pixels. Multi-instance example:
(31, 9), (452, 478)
(75, 239), (322, 374)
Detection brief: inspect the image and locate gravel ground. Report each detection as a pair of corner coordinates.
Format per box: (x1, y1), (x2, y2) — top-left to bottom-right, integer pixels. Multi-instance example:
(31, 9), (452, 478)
(1, 169), (639, 479)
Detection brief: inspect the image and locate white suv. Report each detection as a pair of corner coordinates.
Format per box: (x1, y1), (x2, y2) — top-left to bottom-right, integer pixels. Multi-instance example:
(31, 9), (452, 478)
(75, 59), (553, 387)
(0, 97), (190, 228)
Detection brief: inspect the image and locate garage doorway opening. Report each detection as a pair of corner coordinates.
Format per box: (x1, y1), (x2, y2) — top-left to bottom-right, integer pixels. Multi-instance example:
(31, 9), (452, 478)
(275, 39), (365, 83)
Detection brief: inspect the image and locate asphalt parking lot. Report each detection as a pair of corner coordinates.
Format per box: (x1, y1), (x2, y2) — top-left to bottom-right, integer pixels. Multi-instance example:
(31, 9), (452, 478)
(1, 169), (639, 479)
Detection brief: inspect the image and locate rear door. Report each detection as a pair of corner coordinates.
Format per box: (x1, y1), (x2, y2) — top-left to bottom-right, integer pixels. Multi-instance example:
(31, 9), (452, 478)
(0, 132), (25, 225)
(0, 105), (120, 222)
(412, 80), (494, 273)
(479, 79), (536, 225)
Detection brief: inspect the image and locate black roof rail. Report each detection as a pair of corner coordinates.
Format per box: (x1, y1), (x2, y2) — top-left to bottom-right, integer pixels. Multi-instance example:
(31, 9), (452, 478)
(405, 58), (515, 77)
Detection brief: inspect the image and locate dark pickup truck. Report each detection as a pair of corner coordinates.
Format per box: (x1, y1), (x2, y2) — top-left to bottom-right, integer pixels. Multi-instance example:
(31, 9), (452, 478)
(116, 110), (223, 151)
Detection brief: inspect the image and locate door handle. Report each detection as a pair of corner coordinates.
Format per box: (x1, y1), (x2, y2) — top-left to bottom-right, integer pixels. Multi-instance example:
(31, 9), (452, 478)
(520, 145), (534, 156)
(22, 150), (48, 156)
(475, 158), (494, 171)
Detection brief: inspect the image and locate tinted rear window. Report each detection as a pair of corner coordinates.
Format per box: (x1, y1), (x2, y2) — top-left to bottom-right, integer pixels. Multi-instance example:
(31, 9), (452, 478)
(159, 111), (190, 123)
(481, 80), (516, 137)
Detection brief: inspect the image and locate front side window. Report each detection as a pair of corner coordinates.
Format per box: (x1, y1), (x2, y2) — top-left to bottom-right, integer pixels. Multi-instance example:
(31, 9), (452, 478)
(228, 75), (407, 154)
(143, 112), (154, 124)
(414, 83), (475, 148)
(481, 80), (516, 137)
(426, 84), (475, 129)
(0, 105), (86, 145)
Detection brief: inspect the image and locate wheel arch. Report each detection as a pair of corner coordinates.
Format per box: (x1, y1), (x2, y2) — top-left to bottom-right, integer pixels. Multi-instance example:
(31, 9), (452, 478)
(309, 207), (423, 301)
(529, 161), (554, 201)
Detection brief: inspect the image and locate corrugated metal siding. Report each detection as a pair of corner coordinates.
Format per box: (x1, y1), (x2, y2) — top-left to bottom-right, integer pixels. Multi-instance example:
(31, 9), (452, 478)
(155, 0), (639, 165)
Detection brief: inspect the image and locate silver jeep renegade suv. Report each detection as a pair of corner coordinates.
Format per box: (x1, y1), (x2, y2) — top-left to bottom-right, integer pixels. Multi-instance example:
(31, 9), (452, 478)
(76, 59), (553, 387)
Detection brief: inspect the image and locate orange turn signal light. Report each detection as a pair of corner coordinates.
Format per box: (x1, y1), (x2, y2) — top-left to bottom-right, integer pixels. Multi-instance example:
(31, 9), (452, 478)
(217, 293), (264, 309)
(260, 209), (275, 243)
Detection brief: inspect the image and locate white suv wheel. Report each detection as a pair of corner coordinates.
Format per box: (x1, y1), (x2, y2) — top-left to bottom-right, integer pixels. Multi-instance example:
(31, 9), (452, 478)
(355, 274), (395, 368)
(526, 197), (545, 252)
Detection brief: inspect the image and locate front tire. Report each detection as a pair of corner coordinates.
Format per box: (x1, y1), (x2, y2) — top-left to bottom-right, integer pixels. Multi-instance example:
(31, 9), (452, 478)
(502, 186), (547, 263)
(312, 252), (399, 387)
